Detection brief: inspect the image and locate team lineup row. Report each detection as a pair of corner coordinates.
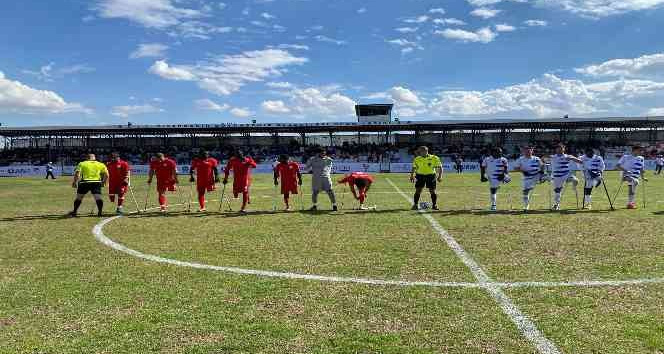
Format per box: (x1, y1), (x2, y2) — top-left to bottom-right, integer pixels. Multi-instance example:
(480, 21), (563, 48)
(65, 144), (649, 217)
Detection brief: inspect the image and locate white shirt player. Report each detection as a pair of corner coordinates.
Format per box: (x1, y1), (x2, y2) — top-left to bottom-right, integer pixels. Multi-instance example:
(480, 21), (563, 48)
(515, 156), (542, 189)
(581, 154), (605, 189)
(656, 157), (664, 166)
(618, 154), (645, 180)
(482, 156), (509, 188)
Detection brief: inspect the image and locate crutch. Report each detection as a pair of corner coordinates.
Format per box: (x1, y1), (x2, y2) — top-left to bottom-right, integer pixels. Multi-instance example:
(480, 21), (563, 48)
(186, 182), (194, 213)
(128, 185), (141, 214)
(642, 177), (648, 209)
(573, 185), (580, 209)
(271, 184), (278, 212)
(218, 183), (228, 212)
(299, 186), (304, 211)
(600, 177), (615, 211)
(612, 179), (625, 207)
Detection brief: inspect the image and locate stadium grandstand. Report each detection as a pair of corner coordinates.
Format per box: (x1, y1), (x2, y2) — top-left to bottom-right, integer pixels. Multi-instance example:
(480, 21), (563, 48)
(1, 116), (664, 170)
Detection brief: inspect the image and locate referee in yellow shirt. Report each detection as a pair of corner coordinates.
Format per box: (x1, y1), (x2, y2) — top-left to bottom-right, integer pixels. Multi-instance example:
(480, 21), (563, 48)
(409, 146), (443, 210)
(69, 153), (109, 217)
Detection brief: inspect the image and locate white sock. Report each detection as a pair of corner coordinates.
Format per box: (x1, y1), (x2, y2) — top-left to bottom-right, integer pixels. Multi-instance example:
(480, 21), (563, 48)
(523, 194), (529, 206)
(554, 193), (561, 204)
(490, 194), (497, 206)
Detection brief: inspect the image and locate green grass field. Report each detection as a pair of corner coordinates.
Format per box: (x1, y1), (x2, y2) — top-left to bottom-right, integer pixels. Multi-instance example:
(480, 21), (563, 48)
(1, 172), (663, 353)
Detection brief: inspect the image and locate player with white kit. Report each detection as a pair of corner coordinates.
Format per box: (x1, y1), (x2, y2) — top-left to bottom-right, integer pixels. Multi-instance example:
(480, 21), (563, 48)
(514, 145), (544, 211)
(617, 145), (646, 209)
(550, 143), (582, 210)
(480, 147), (510, 211)
(580, 147), (605, 209)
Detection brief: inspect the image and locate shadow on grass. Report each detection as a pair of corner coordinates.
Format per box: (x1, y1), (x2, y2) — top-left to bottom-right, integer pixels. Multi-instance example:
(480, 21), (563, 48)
(124, 208), (413, 219)
(0, 213), (103, 222)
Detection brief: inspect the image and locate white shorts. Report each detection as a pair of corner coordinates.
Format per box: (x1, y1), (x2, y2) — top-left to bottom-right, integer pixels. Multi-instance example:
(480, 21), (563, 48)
(522, 178), (538, 191)
(623, 175), (640, 187)
(553, 175), (578, 190)
(489, 178), (502, 189)
(312, 177), (333, 193)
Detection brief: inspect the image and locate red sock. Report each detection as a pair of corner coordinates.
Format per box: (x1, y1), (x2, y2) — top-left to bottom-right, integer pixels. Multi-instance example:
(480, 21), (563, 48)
(109, 195), (116, 203)
(284, 193), (290, 207)
(242, 192), (249, 210)
(118, 194), (125, 207)
(158, 194), (166, 206)
(198, 193), (205, 209)
(359, 193), (366, 203)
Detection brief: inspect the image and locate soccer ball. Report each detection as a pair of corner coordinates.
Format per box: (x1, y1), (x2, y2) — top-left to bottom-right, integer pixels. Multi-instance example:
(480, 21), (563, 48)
(419, 202), (432, 210)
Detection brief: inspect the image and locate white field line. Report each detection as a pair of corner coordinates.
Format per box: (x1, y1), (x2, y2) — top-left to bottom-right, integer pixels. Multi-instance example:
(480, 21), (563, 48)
(386, 178), (560, 354)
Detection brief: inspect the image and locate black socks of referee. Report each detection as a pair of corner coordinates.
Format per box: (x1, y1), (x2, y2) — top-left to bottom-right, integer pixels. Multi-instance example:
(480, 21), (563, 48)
(96, 200), (104, 214)
(431, 192), (437, 207)
(413, 191), (421, 206)
(73, 199), (82, 213)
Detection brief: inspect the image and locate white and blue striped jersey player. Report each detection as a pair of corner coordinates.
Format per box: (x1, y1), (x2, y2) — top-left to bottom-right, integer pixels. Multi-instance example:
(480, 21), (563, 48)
(618, 151), (646, 207)
(515, 156), (543, 191)
(581, 154), (605, 189)
(482, 156), (510, 189)
(549, 148), (582, 209)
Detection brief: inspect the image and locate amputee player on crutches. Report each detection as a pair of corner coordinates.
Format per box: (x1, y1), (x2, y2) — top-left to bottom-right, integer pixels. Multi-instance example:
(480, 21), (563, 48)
(273, 154), (302, 211)
(223, 150), (257, 214)
(106, 152), (131, 215)
(338, 172), (375, 210)
(148, 153), (178, 212)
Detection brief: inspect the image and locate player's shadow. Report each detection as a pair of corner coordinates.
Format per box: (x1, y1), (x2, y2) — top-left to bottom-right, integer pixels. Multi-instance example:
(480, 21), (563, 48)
(0, 214), (96, 222)
(124, 208), (409, 219)
(427, 208), (616, 216)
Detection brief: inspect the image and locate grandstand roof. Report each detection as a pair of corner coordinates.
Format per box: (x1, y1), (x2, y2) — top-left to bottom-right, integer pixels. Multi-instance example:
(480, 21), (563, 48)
(1, 116), (664, 137)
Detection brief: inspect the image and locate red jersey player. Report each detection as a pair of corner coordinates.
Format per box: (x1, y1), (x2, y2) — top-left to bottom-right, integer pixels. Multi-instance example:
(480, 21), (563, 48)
(223, 151), (257, 213)
(273, 154), (302, 211)
(148, 153), (178, 212)
(106, 152), (131, 214)
(190, 151), (220, 212)
(338, 172), (375, 210)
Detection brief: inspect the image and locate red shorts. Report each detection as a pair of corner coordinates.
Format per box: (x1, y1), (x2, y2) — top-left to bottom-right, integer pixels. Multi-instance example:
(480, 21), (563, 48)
(281, 185), (298, 195)
(157, 183), (176, 193)
(197, 184), (216, 193)
(108, 183), (128, 195)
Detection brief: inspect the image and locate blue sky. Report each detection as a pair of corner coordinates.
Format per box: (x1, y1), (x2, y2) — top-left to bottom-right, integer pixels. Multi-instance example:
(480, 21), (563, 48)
(1, 0), (664, 126)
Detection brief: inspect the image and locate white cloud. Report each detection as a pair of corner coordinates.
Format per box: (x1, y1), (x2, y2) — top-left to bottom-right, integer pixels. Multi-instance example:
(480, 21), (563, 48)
(495, 24), (516, 32)
(111, 104), (163, 117)
(149, 49), (308, 95)
(524, 19), (548, 27)
(429, 74), (664, 117)
(266, 81), (294, 89)
(172, 21), (232, 39)
(436, 27), (498, 43)
(357, 7), (367, 14)
(575, 53), (664, 79)
(130, 43), (169, 59)
(195, 98), (229, 111)
(149, 60), (197, 80)
(535, 0), (664, 18)
(268, 85), (356, 117)
(261, 100), (291, 113)
(433, 18), (467, 26)
(646, 107), (664, 116)
(470, 7), (502, 18)
(261, 12), (275, 19)
(276, 44), (309, 50)
(22, 63), (95, 81)
(96, 0), (204, 29)
(0, 71), (90, 114)
(468, 0), (664, 17)
(429, 8), (446, 14)
(395, 27), (419, 33)
(230, 107), (252, 117)
(403, 15), (429, 23)
(365, 86), (424, 108)
(314, 35), (347, 45)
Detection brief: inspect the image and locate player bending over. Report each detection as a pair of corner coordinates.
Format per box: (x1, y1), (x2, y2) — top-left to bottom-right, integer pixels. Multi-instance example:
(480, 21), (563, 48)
(580, 147), (605, 209)
(69, 153), (108, 217)
(338, 172), (375, 210)
(274, 154), (302, 211)
(190, 151), (219, 212)
(148, 153), (178, 212)
(305, 148), (338, 211)
(224, 150), (257, 213)
(410, 146), (443, 210)
(550, 143), (582, 210)
(617, 145), (646, 209)
(106, 152), (131, 215)
(514, 145), (545, 211)
(481, 147), (511, 211)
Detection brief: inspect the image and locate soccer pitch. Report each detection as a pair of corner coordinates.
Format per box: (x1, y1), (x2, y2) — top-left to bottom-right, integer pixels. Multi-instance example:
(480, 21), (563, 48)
(1, 172), (663, 353)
